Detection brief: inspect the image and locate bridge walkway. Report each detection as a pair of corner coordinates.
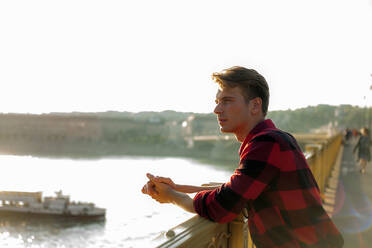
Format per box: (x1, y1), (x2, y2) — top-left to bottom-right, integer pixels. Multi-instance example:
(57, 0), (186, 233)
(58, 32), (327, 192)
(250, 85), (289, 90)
(332, 138), (372, 248)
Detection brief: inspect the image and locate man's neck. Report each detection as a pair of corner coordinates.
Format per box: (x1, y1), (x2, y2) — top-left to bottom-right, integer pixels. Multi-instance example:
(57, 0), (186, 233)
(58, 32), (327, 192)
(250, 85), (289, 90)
(235, 117), (265, 143)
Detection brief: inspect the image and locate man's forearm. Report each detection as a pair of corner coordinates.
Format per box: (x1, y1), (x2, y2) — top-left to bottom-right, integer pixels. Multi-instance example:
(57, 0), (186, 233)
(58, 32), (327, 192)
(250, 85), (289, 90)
(169, 190), (196, 213)
(175, 184), (220, 193)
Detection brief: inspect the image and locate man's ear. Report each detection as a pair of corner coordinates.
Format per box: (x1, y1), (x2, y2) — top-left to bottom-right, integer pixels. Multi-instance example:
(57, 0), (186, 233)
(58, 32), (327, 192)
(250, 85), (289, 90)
(250, 97), (262, 115)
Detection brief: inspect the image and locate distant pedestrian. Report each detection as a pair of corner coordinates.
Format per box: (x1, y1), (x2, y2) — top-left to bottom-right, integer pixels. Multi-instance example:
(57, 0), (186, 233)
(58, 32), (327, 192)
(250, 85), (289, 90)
(343, 128), (352, 145)
(353, 127), (371, 174)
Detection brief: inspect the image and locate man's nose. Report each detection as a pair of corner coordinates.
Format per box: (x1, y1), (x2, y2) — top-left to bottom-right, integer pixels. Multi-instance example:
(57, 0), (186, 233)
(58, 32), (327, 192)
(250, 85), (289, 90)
(214, 104), (222, 115)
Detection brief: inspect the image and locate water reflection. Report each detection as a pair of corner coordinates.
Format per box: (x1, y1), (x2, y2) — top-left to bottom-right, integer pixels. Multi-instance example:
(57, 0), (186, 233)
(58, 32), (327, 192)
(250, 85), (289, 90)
(0, 216), (105, 248)
(0, 155), (232, 247)
(191, 157), (238, 173)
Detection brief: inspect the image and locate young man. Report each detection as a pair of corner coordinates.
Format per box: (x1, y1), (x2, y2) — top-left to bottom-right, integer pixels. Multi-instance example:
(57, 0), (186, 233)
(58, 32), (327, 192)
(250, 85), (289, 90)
(142, 66), (344, 248)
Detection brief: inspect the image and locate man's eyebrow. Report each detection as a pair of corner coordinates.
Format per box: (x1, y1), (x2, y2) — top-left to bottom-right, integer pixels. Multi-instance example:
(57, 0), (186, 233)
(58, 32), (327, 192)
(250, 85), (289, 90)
(215, 96), (235, 103)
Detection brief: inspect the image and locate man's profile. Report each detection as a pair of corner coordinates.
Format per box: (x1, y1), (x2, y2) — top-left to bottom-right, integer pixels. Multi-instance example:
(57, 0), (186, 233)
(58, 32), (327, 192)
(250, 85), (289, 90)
(142, 66), (343, 248)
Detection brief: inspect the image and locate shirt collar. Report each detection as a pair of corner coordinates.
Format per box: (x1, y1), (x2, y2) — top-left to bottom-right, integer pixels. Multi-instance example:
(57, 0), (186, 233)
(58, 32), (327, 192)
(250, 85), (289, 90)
(239, 119), (276, 156)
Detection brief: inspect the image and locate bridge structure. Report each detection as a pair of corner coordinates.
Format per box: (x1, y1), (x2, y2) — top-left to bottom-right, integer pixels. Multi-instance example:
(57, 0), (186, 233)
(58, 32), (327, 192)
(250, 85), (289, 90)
(153, 132), (344, 248)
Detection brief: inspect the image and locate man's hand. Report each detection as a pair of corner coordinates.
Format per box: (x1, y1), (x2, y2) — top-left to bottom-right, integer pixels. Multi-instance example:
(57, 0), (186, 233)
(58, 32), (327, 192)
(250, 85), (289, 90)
(141, 173), (196, 213)
(141, 173), (176, 196)
(148, 173), (176, 188)
(142, 173), (221, 195)
(142, 173), (176, 203)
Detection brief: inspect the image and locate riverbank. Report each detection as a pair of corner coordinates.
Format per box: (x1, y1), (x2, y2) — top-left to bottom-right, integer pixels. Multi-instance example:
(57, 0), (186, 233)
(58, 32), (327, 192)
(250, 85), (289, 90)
(0, 140), (241, 164)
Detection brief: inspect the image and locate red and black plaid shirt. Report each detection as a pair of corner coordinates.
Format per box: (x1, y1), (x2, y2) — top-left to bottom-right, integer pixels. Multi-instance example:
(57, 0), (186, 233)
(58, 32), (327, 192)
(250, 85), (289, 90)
(193, 119), (343, 248)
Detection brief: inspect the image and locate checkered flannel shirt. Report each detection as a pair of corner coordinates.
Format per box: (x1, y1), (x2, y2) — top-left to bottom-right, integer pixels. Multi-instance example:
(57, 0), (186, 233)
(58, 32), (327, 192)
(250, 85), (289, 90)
(193, 119), (343, 248)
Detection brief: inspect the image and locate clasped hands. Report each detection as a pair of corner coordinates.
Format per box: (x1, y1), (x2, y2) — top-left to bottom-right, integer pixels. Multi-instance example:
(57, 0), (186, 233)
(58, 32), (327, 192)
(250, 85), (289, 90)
(142, 173), (221, 204)
(141, 173), (178, 204)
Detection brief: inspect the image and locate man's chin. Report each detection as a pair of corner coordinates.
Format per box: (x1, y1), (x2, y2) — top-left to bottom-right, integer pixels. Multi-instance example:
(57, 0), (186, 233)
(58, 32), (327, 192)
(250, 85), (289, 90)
(220, 127), (233, 133)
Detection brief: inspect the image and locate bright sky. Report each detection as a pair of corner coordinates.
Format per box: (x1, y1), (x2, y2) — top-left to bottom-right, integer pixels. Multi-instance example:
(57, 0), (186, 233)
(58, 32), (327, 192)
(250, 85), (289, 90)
(1, 0), (372, 114)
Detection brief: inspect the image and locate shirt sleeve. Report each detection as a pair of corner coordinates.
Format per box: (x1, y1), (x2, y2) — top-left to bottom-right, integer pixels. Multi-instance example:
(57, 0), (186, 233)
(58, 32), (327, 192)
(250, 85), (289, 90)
(193, 134), (280, 223)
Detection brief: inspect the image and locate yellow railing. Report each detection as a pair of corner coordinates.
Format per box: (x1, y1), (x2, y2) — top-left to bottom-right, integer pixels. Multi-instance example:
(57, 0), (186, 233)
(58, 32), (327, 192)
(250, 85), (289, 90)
(304, 133), (342, 194)
(155, 132), (343, 248)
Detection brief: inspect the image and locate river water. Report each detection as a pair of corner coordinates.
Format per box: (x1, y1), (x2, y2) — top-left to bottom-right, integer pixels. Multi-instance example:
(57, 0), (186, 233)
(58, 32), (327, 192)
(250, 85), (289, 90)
(0, 155), (235, 248)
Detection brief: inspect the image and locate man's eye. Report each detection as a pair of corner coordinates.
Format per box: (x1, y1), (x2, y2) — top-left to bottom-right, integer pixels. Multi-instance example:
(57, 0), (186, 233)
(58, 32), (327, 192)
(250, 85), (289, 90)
(216, 99), (231, 104)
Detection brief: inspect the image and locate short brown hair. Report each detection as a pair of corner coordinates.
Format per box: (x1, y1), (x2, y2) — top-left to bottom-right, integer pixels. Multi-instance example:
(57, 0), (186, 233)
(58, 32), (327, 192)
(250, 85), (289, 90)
(212, 66), (270, 116)
(361, 127), (369, 136)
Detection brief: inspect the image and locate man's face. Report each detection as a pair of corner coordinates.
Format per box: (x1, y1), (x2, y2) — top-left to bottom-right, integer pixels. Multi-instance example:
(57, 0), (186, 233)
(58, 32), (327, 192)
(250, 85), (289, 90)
(213, 86), (252, 135)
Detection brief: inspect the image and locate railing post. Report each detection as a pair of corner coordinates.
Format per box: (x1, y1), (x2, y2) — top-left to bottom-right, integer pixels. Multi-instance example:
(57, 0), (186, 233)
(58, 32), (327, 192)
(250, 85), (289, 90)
(305, 144), (323, 191)
(228, 213), (248, 248)
(320, 141), (327, 193)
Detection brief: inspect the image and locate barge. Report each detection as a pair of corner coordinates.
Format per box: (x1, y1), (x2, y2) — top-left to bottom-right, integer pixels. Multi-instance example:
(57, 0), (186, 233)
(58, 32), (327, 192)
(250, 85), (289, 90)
(0, 190), (106, 220)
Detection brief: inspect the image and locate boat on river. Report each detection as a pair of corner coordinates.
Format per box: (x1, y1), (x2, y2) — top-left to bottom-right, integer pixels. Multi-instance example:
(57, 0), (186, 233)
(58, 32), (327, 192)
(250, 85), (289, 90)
(0, 190), (105, 220)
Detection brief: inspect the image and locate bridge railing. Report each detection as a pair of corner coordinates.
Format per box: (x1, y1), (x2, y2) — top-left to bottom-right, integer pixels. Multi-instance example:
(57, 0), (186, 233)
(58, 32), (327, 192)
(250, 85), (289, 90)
(303, 133), (342, 193)
(154, 132), (343, 248)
